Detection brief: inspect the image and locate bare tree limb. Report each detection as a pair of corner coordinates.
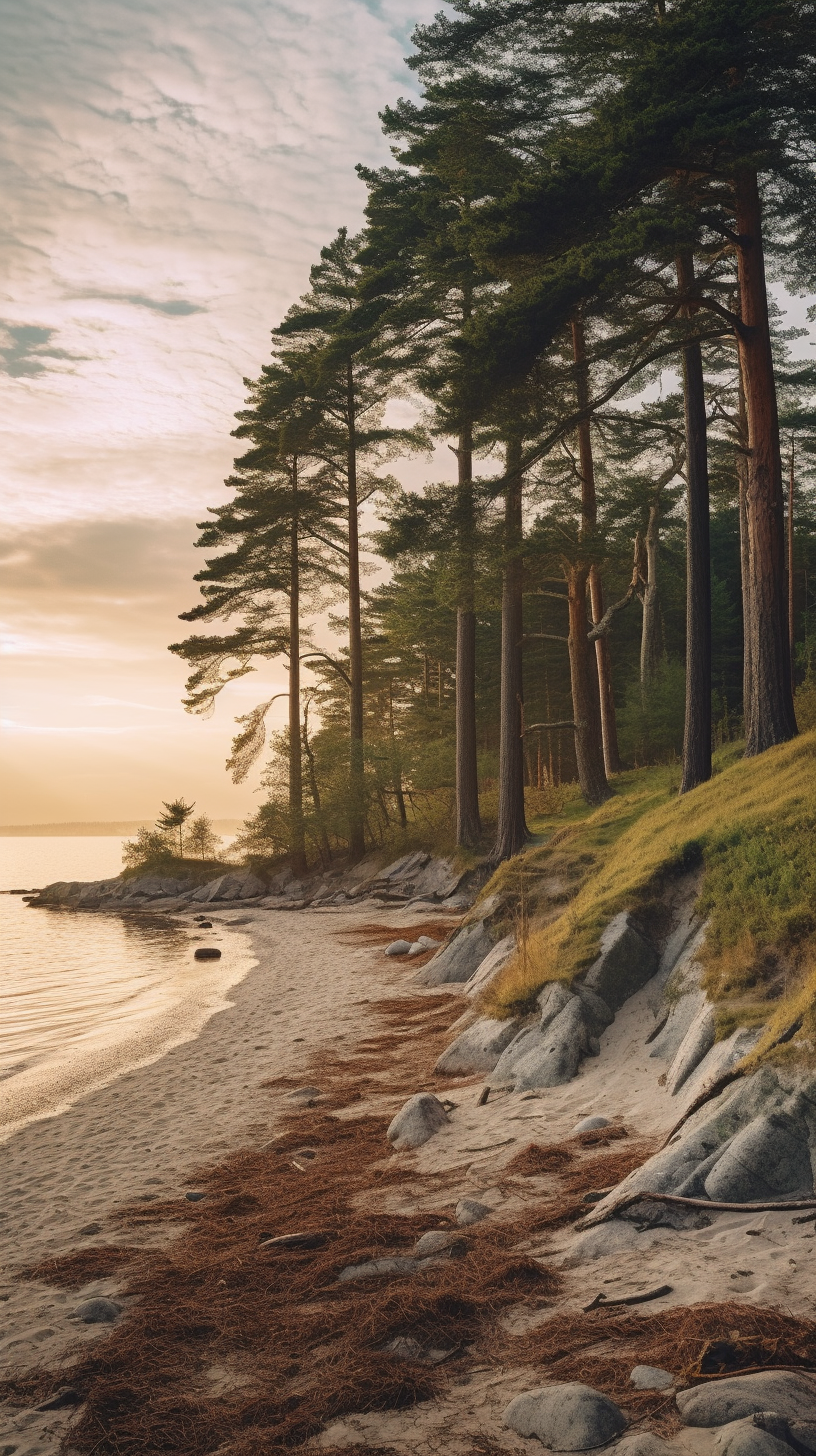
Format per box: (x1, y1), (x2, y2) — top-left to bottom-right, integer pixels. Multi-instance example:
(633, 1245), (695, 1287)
(523, 720), (578, 733)
(576, 1190), (816, 1233)
(299, 651), (351, 686)
(519, 632), (570, 646)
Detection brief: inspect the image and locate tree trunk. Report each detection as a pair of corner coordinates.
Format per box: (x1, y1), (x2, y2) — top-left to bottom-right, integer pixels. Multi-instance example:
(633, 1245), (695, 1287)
(640, 499), (663, 689)
(346, 361), (366, 859)
(733, 170), (797, 753)
(288, 458), (307, 874)
(388, 682), (408, 828)
(676, 250), (712, 794)
(737, 374), (754, 743)
(572, 313), (621, 775)
(490, 438), (527, 864)
(788, 443), (795, 697)
(303, 700), (331, 866)
(567, 563), (610, 805)
(455, 424), (481, 847)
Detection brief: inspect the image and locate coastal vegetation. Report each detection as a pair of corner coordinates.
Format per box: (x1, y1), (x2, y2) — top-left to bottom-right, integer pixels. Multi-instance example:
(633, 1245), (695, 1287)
(122, 807), (225, 874)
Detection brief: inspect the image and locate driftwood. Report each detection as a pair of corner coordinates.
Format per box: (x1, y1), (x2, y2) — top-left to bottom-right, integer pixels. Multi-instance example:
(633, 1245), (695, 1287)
(576, 1190), (816, 1232)
(583, 1283), (673, 1313)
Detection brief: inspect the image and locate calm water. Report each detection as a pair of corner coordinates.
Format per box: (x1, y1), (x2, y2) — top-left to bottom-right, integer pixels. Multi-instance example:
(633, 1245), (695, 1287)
(0, 837), (253, 1136)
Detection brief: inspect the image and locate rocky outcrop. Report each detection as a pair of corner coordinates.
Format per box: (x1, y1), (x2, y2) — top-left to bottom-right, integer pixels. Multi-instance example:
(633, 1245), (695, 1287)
(30, 868), (267, 910)
(351, 851), (469, 905)
(415, 893), (505, 988)
(463, 934), (516, 998)
(433, 1016), (524, 1076)
(581, 911), (658, 1011)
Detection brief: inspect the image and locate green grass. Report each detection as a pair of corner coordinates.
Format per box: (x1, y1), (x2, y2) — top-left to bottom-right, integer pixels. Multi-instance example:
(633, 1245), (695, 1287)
(481, 731), (816, 1067)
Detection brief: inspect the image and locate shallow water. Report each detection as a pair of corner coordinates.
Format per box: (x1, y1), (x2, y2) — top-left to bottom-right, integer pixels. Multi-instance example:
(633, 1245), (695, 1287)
(0, 837), (254, 1136)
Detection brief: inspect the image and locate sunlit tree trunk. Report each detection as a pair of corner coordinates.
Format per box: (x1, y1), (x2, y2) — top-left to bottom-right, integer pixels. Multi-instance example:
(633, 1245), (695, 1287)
(455, 424), (481, 848)
(734, 170), (797, 753)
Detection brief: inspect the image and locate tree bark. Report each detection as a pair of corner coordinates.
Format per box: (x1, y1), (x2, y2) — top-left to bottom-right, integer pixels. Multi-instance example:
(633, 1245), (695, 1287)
(455, 424), (482, 848)
(640, 499), (663, 689)
(346, 360), (366, 859)
(303, 699), (331, 866)
(737, 373), (754, 744)
(788, 442), (795, 698)
(288, 457), (307, 875)
(567, 563), (610, 805)
(733, 170), (797, 753)
(490, 438), (528, 864)
(572, 314), (621, 774)
(676, 250), (712, 794)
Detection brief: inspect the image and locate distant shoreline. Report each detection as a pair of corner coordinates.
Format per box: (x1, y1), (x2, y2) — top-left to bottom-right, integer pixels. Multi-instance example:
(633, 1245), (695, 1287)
(0, 820), (243, 837)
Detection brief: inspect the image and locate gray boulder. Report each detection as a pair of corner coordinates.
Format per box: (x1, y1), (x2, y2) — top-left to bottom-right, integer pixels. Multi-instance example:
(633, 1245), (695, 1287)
(413, 1229), (467, 1257)
(574, 984), (614, 1034)
(385, 940), (411, 957)
(456, 1198), (491, 1226)
(573, 1116), (610, 1134)
(582, 912), (658, 1011)
(73, 1298), (121, 1324)
(614, 1438), (673, 1456)
(416, 920), (494, 986)
(464, 934), (516, 998)
(666, 1001), (717, 1094)
(704, 1111), (814, 1202)
(407, 935), (441, 957)
(716, 1420), (800, 1456)
(503, 1382), (627, 1450)
(630, 1366), (674, 1391)
(681, 1026), (763, 1103)
(537, 981), (577, 1030)
(434, 1016), (524, 1077)
(387, 1092), (449, 1150)
(338, 1257), (418, 1281)
(488, 1025), (544, 1086)
(676, 1372), (816, 1426)
(790, 1423), (816, 1453)
(513, 998), (592, 1091)
(650, 986), (708, 1063)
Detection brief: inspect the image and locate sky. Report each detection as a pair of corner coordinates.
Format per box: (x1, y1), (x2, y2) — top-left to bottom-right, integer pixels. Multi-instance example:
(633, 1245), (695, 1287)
(0, 0), (442, 824)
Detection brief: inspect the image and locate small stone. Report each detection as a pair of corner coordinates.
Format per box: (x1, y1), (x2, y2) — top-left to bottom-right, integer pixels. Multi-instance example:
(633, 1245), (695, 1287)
(413, 1230), (468, 1257)
(73, 1298), (121, 1324)
(185, 1191), (206, 1202)
(194, 947), (221, 960)
(456, 1198), (491, 1227)
(198, 920), (213, 928)
(503, 1382), (627, 1450)
(630, 1365), (674, 1390)
(573, 1116), (610, 1134)
(407, 936), (441, 957)
(78, 1222), (101, 1236)
(337, 1256), (418, 1281)
(35, 1387), (82, 1411)
(387, 1092), (449, 1151)
(384, 1335), (455, 1365)
(676, 1371), (816, 1427)
(385, 939), (411, 956)
(287, 1086), (320, 1105)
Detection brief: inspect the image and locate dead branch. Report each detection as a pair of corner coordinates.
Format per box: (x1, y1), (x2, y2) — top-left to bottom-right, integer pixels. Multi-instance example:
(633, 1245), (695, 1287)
(583, 1283), (673, 1313)
(519, 633), (569, 646)
(576, 1190), (816, 1232)
(587, 534), (646, 641)
(522, 721), (578, 734)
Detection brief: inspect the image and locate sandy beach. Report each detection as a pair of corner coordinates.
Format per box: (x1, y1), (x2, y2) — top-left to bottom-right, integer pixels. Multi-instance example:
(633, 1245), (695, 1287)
(2, 899), (815, 1456)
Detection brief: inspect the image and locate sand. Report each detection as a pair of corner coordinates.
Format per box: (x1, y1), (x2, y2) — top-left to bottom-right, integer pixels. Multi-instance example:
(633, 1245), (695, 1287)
(2, 900), (814, 1456)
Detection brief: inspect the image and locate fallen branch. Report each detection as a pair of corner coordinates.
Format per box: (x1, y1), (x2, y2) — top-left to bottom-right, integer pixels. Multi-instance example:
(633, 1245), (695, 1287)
(583, 1283), (673, 1313)
(522, 720), (578, 733)
(576, 1190), (816, 1232)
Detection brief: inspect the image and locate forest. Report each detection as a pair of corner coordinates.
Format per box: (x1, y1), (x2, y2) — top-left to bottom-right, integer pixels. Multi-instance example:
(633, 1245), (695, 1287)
(170, 0), (816, 875)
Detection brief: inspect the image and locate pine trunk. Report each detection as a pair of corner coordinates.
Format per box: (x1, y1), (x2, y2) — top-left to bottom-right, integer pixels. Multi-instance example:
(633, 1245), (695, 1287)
(346, 361), (366, 859)
(737, 376), (754, 743)
(288, 458), (307, 875)
(572, 314), (621, 775)
(640, 500), (662, 689)
(490, 438), (527, 864)
(567, 564), (610, 806)
(788, 447), (795, 698)
(676, 251), (712, 795)
(455, 425), (482, 848)
(734, 170), (797, 753)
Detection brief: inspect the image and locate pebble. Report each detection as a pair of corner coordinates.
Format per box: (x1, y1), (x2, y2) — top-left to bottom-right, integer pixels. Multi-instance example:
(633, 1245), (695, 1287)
(194, 947), (221, 960)
(573, 1115), (610, 1133)
(630, 1365), (674, 1390)
(456, 1198), (491, 1227)
(413, 1230), (468, 1257)
(385, 940), (412, 956)
(185, 1191), (206, 1202)
(73, 1298), (121, 1324)
(287, 1086), (321, 1105)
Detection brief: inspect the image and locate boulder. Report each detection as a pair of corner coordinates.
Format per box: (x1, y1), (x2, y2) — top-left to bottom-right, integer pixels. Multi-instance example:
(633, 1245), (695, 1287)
(573, 1116), (610, 1134)
(630, 1366), (674, 1391)
(681, 1027), (763, 1104)
(489, 1025), (546, 1086)
(676, 1372), (816, 1426)
(407, 935), (441, 957)
(574, 984), (614, 1034)
(385, 940), (411, 957)
(73, 1298), (121, 1324)
(338, 1257), (418, 1281)
(464, 934), (516, 998)
(456, 1198), (491, 1226)
(582, 912), (658, 1012)
(790, 1423), (816, 1454)
(716, 1420), (800, 1456)
(614, 1437), (674, 1456)
(503, 1382), (627, 1450)
(537, 981), (577, 1030)
(387, 1092), (449, 1150)
(415, 920), (494, 986)
(413, 1230), (467, 1257)
(703, 1111), (814, 1202)
(666, 1001), (717, 1094)
(512, 998), (592, 1091)
(434, 1016), (524, 1077)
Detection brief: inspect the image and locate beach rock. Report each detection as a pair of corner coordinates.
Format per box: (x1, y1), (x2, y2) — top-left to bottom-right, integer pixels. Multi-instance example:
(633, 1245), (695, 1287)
(503, 1382), (627, 1450)
(666, 1001), (717, 1094)
(537, 981), (576, 1030)
(416, 920), (494, 986)
(573, 1116), (610, 1134)
(197, 920), (213, 928)
(456, 1198), (491, 1226)
(614, 1437), (674, 1456)
(649, 987), (708, 1063)
(74, 1298), (122, 1324)
(194, 947), (221, 960)
(413, 1230), (468, 1257)
(512, 998), (591, 1091)
(790, 1423), (816, 1453)
(185, 1191), (206, 1201)
(582, 912), (658, 1012)
(681, 1026), (763, 1103)
(676, 1372), (816, 1427)
(561, 1219), (664, 1265)
(337, 1256), (418, 1281)
(715, 1420), (799, 1456)
(385, 940), (411, 956)
(703, 1111), (813, 1202)
(383, 1336), (454, 1365)
(630, 1365), (674, 1390)
(387, 1092), (449, 1150)
(464, 934), (516, 998)
(407, 935), (441, 957)
(434, 1016), (523, 1077)
(357, 852), (467, 904)
(35, 1387), (83, 1411)
(287, 1086), (320, 1105)
(574, 985), (614, 1034)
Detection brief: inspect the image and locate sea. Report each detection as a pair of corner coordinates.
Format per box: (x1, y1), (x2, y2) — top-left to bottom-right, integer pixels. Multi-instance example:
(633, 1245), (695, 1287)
(0, 836), (254, 1139)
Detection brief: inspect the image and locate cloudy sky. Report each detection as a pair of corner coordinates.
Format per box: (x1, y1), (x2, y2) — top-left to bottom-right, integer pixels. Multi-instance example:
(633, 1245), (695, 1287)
(0, 0), (441, 823)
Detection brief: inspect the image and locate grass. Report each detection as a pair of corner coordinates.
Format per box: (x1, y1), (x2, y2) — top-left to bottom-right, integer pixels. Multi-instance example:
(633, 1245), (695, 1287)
(481, 731), (816, 1066)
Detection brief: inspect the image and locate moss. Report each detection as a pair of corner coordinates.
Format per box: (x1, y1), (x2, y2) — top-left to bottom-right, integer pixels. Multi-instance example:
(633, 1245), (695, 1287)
(482, 732), (816, 1068)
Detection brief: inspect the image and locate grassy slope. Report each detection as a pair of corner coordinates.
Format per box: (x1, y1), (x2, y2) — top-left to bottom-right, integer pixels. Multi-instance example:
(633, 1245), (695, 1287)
(482, 731), (816, 1069)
